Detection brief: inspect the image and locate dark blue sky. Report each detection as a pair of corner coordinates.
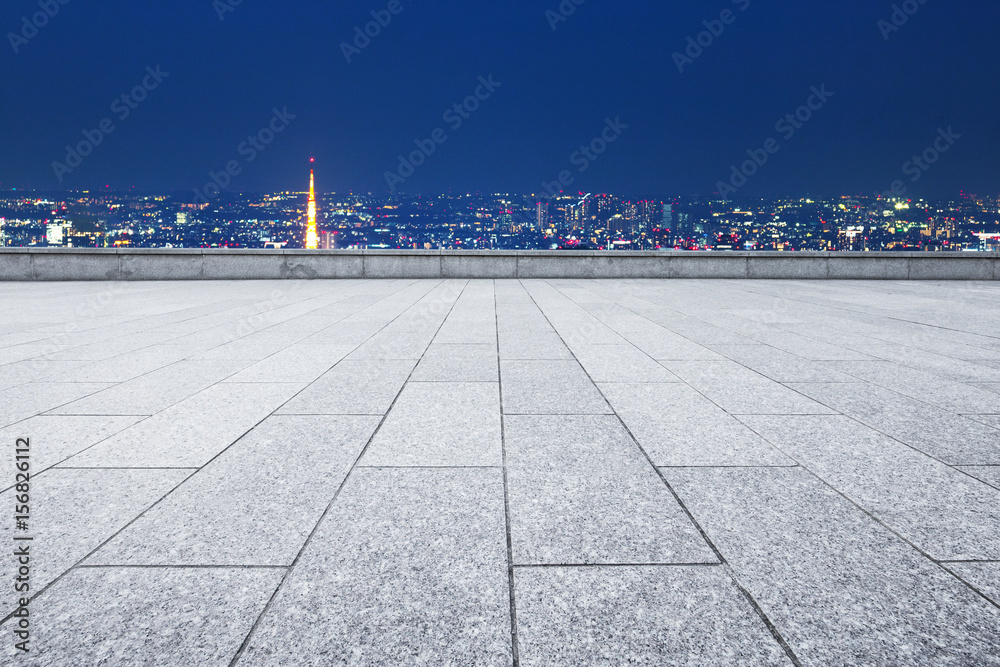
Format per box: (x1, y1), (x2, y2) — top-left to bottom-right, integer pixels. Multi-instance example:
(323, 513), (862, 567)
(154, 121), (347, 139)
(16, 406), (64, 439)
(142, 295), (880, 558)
(1, 0), (996, 198)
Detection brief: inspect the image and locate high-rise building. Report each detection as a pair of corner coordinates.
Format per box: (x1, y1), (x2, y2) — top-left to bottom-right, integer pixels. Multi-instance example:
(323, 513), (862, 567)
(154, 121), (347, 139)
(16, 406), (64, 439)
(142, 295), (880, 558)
(305, 160), (319, 250)
(536, 201), (548, 229)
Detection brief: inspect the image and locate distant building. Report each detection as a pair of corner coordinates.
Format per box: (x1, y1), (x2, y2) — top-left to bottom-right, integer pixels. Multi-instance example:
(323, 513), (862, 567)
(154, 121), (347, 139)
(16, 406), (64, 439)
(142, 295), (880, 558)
(46, 221), (68, 246)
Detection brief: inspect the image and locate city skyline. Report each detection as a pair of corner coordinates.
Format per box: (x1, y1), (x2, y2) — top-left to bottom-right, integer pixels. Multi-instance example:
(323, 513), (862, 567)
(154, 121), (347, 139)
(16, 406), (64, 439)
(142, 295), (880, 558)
(4, 182), (999, 253)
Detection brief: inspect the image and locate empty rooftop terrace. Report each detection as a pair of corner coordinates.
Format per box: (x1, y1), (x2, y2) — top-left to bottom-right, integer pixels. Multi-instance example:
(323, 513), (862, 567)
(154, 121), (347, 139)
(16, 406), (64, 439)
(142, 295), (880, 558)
(2, 278), (1000, 665)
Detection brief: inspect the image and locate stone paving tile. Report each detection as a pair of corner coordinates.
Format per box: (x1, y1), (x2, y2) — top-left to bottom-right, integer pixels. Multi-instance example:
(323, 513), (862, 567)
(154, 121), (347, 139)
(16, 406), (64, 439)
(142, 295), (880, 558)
(733, 329), (873, 361)
(944, 562), (1000, 607)
(500, 360), (611, 415)
(505, 416), (716, 565)
(300, 319), (385, 346)
(569, 344), (679, 383)
(601, 383), (793, 466)
(347, 329), (438, 360)
(0, 567), (283, 666)
(279, 359), (415, 415)
(846, 340), (1000, 384)
(515, 566), (790, 666)
(0, 468), (192, 617)
(63, 383), (304, 468)
(0, 416), (142, 483)
(616, 328), (723, 360)
(828, 360), (1000, 414)
(223, 344), (354, 383)
(50, 359), (251, 416)
(240, 468), (512, 666)
(711, 344), (859, 383)
(666, 467), (1000, 666)
(49, 344), (195, 383)
(192, 332), (310, 361)
(664, 361), (837, 415)
(88, 416), (379, 566)
(788, 382), (1000, 464)
(0, 382), (114, 428)
(434, 319), (499, 345)
(0, 359), (87, 390)
(740, 416), (1000, 560)
(975, 382), (1000, 396)
(959, 466), (1000, 488)
(44, 332), (182, 362)
(361, 382), (502, 467)
(411, 343), (499, 382)
(498, 330), (572, 360)
(970, 414), (1000, 429)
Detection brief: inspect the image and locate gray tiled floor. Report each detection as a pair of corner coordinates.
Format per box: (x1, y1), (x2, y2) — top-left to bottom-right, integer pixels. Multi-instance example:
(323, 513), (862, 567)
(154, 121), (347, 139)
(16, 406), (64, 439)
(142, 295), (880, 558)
(2, 279), (1000, 665)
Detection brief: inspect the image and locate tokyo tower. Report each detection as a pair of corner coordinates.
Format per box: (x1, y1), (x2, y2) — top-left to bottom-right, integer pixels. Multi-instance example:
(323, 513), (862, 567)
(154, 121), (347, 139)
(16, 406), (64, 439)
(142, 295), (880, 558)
(305, 159), (318, 250)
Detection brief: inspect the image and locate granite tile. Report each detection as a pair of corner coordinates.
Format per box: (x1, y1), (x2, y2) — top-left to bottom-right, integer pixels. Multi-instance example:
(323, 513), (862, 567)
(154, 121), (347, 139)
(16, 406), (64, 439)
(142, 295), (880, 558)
(664, 361), (836, 415)
(969, 414), (1000, 430)
(944, 562), (1000, 607)
(362, 382), (502, 467)
(515, 566), (790, 666)
(87, 416), (379, 566)
(0, 415), (142, 481)
(224, 344), (354, 383)
(602, 383), (792, 466)
(43, 332), (181, 362)
(300, 320), (385, 346)
(0, 359), (88, 390)
(0, 382), (114, 428)
(434, 319), (499, 345)
(666, 467), (1000, 665)
(570, 344), (679, 383)
(50, 359), (250, 416)
(193, 333), (308, 361)
(788, 382), (1000, 464)
(959, 466), (1000, 488)
(240, 468), (512, 666)
(411, 344), (499, 382)
(505, 415), (715, 565)
(49, 344), (195, 383)
(279, 359), (415, 415)
(0, 567), (283, 666)
(62, 383), (304, 468)
(740, 415), (1000, 560)
(498, 330), (572, 360)
(500, 360), (611, 415)
(617, 328), (723, 361)
(829, 360), (1000, 414)
(0, 468), (192, 617)
(712, 344), (858, 383)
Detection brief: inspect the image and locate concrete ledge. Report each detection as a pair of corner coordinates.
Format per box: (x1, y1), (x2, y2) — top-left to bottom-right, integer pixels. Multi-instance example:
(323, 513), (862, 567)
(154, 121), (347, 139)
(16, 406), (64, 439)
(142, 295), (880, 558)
(1, 249), (998, 280)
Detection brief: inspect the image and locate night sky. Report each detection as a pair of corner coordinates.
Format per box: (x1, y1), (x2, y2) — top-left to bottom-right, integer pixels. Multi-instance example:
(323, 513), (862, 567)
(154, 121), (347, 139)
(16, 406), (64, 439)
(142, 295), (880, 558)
(1, 0), (996, 198)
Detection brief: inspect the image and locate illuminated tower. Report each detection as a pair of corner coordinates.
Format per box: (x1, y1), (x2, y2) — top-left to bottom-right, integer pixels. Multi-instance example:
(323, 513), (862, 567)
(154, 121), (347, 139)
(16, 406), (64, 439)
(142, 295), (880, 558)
(305, 159), (319, 250)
